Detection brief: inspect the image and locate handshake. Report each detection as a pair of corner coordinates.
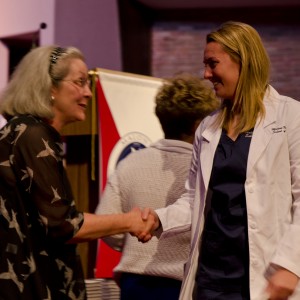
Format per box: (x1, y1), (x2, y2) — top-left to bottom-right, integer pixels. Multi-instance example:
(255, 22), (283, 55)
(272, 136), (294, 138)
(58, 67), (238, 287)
(126, 207), (160, 242)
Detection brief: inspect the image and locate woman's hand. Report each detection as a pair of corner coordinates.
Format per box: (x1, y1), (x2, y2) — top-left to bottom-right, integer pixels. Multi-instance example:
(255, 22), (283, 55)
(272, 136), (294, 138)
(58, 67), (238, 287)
(127, 207), (158, 242)
(266, 267), (299, 299)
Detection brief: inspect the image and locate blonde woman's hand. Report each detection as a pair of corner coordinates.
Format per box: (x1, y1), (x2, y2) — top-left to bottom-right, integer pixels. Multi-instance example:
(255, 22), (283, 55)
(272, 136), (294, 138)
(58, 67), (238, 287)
(141, 207), (160, 231)
(265, 267), (299, 299)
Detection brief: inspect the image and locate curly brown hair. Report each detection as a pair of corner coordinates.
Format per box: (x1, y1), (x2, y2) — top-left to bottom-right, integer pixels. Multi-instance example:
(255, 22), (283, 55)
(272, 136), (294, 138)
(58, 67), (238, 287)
(155, 73), (220, 140)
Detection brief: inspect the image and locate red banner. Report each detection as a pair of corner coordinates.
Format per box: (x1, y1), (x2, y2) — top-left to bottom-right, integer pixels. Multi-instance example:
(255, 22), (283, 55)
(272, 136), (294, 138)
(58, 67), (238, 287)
(94, 69), (163, 278)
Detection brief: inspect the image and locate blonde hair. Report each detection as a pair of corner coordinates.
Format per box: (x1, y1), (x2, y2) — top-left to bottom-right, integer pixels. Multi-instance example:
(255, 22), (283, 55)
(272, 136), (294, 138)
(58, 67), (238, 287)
(0, 45), (84, 120)
(155, 73), (220, 140)
(207, 21), (270, 132)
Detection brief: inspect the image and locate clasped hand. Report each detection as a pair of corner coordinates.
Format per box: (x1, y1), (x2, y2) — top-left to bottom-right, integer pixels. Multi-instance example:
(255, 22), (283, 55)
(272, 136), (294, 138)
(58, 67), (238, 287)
(127, 207), (160, 242)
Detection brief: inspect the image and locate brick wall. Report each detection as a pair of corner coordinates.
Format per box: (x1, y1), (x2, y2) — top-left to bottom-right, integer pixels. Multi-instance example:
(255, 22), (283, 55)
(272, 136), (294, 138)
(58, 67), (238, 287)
(151, 22), (300, 100)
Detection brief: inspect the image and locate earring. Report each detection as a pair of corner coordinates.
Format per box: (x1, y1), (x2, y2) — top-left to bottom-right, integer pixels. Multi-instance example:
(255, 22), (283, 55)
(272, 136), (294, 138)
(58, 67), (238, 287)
(50, 96), (55, 103)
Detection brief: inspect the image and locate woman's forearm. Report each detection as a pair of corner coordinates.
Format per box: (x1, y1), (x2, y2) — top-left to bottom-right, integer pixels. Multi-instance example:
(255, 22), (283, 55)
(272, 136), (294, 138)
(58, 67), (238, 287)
(69, 207), (155, 243)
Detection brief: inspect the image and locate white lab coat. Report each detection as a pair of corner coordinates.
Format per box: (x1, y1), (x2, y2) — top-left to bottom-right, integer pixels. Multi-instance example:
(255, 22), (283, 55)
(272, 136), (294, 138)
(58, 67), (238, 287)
(156, 86), (300, 300)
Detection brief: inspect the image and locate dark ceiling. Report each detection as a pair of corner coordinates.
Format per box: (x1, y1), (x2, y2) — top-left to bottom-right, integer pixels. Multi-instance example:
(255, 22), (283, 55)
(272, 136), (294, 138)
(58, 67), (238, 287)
(136, 0), (300, 9)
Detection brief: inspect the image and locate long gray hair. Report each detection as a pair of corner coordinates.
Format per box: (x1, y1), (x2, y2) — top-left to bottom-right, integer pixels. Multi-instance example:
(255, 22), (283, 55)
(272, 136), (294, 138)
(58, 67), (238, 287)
(0, 45), (84, 120)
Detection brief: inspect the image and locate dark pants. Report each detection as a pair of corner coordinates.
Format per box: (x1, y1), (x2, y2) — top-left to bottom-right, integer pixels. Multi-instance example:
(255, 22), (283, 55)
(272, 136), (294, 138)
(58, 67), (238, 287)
(193, 285), (250, 300)
(120, 273), (182, 300)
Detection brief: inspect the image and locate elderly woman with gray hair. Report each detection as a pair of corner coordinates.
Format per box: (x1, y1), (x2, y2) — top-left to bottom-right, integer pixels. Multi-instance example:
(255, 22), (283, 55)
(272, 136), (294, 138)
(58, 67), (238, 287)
(0, 45), (154, 299)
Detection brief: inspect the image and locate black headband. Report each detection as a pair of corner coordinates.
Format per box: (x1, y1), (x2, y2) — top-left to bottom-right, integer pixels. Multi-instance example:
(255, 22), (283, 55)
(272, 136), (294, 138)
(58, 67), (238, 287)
(49, 47), (65, 76)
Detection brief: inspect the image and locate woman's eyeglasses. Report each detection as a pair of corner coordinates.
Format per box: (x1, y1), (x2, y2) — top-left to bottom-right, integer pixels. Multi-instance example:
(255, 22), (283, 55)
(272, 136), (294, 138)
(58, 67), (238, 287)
(62, 78), (91, 88)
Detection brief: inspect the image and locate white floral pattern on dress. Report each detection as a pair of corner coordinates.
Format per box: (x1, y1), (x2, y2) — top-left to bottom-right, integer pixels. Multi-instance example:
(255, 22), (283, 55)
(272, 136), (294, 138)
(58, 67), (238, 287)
(0, 115), (86, 299)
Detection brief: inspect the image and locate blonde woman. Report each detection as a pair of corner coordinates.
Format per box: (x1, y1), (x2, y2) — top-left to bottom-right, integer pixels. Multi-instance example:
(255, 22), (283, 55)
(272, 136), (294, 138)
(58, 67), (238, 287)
(145, 21), (300, 300)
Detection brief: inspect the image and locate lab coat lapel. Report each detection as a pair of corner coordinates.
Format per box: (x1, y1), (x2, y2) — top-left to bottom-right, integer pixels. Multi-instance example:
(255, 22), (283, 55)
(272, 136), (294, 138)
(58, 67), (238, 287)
(247, 94), (277, 177)
(200, 118), (222, 190)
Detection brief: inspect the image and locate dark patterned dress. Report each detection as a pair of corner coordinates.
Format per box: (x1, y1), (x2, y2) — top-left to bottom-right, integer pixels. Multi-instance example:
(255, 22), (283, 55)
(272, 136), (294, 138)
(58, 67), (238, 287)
(0, 115), (86, 299)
